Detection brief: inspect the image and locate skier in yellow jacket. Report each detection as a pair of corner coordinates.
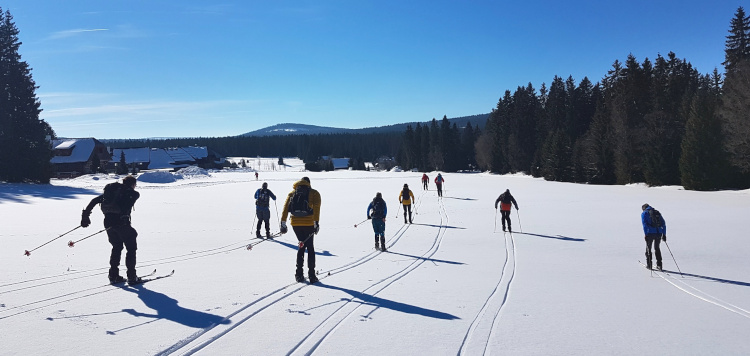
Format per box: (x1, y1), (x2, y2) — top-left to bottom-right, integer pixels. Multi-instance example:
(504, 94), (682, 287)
(280, 177), (322, 283)
(399, 183), (415, 224)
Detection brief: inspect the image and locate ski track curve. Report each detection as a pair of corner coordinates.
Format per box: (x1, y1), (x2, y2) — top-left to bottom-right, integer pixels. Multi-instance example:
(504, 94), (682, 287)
(648, 267), (750, 320)
(456, 228), (516, 356)
(285, 191), (448, 356)
(154, 198), (425, 355)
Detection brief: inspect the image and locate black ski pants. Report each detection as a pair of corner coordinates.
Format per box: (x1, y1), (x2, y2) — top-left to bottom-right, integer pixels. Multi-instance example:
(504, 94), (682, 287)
(402, 204), (412, 222)
(256, 209), (271, 234)
(645, 233), (663, 266)
(293, 225), (316, 276)
(104, 215), (138, 279)
(501, 210), (512, 230)
(436, 183), (443, 197)
(423, 181), (428, 190)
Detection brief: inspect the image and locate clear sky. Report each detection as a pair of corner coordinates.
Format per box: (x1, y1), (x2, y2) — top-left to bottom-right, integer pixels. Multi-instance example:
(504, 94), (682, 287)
(2, 0), (742, 139)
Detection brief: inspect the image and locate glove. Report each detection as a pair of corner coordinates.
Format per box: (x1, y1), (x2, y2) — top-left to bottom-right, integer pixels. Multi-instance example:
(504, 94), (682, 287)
(280, 221), (288, 234)
(314, 221), (319, 235)
(367, 215), (372, 220)
(81, 210), (91, 227)
(662, 235), (666, 242)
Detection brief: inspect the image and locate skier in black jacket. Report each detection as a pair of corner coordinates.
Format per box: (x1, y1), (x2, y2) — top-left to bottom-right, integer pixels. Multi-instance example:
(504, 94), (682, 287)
(494, 189), (519, 232)
(81, 175), (142, 285)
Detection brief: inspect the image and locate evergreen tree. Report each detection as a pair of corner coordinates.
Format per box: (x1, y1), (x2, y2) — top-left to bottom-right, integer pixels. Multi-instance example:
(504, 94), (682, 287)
(680, 88), (725, 190)
(723, 6), (750, 74)
(0, 9), (52, 183)
(719, 59), (750, 182)
(117, 151), (128, 174)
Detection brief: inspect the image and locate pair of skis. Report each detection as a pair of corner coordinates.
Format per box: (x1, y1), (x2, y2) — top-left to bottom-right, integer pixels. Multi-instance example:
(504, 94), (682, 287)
(111, 269), (175, 286)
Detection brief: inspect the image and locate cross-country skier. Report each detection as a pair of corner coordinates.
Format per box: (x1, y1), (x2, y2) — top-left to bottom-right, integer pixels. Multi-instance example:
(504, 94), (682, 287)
(399, 184), (415, 224)
(80, 175), (142, 285)
(641, 203), (667, 270)
(494, 189), (519, 232)
(434, 173), (445, 197)
(280, 177), (322, 283)
(422, 173), (429, 190)
(254, 182), (276, 238)
(367, 192), (388, 251)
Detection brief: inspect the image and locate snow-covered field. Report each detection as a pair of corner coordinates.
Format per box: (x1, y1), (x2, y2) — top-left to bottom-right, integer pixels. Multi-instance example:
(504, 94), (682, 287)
(1, 159), (749, 355)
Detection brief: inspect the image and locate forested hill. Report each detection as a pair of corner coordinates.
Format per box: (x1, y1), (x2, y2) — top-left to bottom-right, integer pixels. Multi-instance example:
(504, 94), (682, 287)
(240, 114), (488, 137)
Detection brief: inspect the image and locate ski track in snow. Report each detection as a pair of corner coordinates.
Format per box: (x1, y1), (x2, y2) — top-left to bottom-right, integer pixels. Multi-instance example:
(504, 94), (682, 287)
(642, 263), (750, 320)
(150, 189), (454, 356)
(456, 223), (516, 356)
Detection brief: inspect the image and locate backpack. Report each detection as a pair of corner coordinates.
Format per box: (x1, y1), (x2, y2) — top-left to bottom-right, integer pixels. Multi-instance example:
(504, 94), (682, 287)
(648, 209), (664, 228)
(100, 182), (124, 214)
(371, 198), (385, 219)
(401, 188), (410, 200)
(256, 189), (270, 207)
(289, 185), (313, 217)
(500, 192), (512, 204)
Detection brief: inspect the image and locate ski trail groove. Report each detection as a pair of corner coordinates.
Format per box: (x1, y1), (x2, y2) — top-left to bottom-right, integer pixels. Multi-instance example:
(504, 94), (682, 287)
(286, 192), (450, 355)
(457, 229), (516, 356)
(155, 222), (416, 355)
(650, 268), (750, 319)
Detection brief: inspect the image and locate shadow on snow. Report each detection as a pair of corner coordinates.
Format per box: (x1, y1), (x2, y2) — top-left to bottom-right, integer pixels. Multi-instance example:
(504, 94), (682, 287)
(663, 270), (750, 288)
(268, 238), (335, 257)
(385, 251), (465, 265)
(111, 283), (230, 333)
(0, 183), (98, 204)
(315, 283), (460, 320)
(515, 231), (586, 242)
(409, 223), (466, 230)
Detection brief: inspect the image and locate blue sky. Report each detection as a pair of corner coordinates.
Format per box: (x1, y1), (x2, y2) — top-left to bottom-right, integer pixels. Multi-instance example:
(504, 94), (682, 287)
(3, 1), (741, 139)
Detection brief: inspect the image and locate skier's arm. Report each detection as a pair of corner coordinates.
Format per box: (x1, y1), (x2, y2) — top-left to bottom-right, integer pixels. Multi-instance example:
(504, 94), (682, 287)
(383, 202), (387, 216)
(84, 195), (104, 213)
(280, 192), (292, 221)
(511, 197), (518, 210)
(641, 212), (649, 235)
(310, 190), (321, 222)
(270, 191), (276, 200)
(366, 202), (373, 217)
(410, 191), (414, 201)
(254, 189), (260, 199)
(494, 196), (501, 209)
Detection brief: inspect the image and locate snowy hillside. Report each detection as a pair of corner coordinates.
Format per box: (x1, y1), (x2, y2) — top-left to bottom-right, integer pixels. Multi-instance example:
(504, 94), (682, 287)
(1, 166), (749, 355)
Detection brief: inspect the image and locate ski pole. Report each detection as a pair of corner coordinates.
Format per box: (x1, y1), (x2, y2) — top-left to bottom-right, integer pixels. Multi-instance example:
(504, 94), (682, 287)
(354, 218), (369, 228)
(663, 239), (683, 277)
(516, 209), (523, 233)
(494, 208), (498, 233)
(68, 227), (111, 247)
(24, 225), (82, 256)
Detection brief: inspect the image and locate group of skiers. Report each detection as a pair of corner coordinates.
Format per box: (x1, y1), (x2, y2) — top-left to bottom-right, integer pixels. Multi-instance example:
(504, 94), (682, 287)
(77, 171), (667, 286)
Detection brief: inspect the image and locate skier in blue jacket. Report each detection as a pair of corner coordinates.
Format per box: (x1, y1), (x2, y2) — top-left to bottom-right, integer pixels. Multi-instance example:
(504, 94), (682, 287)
(641, 203), (667, 270)
(367, 192), (388, 251)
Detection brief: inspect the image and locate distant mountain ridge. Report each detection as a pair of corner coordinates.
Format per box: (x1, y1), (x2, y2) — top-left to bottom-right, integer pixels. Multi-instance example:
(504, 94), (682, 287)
(240, 113), (489, 137)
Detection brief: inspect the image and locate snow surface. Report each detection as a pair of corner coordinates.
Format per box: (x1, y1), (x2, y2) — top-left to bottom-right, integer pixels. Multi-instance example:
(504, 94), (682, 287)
(2, 160), (749, 355)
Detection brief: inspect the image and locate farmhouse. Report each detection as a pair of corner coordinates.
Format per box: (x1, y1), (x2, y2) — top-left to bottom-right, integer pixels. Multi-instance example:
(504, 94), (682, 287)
(50, 138), (110, 178)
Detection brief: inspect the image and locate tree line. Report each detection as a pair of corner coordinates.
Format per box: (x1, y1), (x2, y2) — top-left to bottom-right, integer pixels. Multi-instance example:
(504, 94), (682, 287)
(400, 6), (750, 190)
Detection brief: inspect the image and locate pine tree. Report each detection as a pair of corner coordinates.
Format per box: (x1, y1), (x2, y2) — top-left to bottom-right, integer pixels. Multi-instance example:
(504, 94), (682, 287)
(680, 88), (725, 190)
(719, 59), (750, 181)
(117, 151), (128, 174)
(0, 9), (52, 183)
(723, 6), (750, 74)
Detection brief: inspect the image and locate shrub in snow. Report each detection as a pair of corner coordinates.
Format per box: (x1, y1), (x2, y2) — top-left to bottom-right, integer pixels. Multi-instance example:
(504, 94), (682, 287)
(137, 171), (180, 183)
(176, 166), (210, 178)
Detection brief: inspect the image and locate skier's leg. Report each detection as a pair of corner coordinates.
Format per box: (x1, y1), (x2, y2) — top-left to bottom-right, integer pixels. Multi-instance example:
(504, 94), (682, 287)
(107, 230), (124, 280)
(654, 237), (663, 269)
(122, 226), (138, 280)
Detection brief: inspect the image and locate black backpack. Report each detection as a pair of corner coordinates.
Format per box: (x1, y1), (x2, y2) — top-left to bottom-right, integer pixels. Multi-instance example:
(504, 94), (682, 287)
(648, 209), (664, 228)
(371, 198), (385, 219)
(100, 182), (124, 214)
(401, 188), (410, 200)
(289, 185), (313, 217)
(256, 189), (270, 207)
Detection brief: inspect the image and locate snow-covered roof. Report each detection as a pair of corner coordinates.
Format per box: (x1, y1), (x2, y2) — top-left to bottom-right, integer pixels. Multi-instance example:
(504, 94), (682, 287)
(50, 138), (96, 164)
(164, 148), (194, 163)
(112, 148), (150, 164)
(148, 148), (190, 170)
(182, 146), (208, 160)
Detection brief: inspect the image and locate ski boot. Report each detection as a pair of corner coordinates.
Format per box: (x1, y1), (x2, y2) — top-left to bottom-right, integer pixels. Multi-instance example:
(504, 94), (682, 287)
(656, 262), (663, 271)
(308, 272), (319, 284)
(127, 276), (143, 286)
(502, 226), (506, 232)
(295, 274), (305, 282)
(109, 275), (126, 284)
(256, 230), (263, 239)
(266, 230), (272, 239)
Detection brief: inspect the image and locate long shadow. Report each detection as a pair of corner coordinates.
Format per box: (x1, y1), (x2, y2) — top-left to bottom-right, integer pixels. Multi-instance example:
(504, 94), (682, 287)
(0, 183), (99, 204)
(663, 270), (750, 288)
(385, 251), (465, 266)
(118, 284), (230, 330)
(315, 283), (459, 320)
(267, 238), (335, 257)
(441, 196), (478, 201)
(410, 223), (466, 230)
(514, 231), (586, 242)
